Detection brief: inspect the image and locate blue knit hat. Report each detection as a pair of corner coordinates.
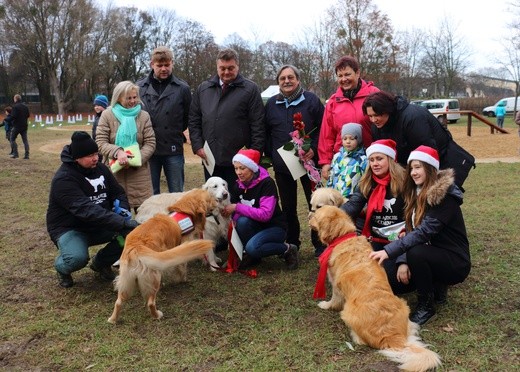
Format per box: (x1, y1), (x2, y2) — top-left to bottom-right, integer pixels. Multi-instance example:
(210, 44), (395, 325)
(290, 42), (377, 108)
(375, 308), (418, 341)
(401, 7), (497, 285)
(93, 95), (108, 108)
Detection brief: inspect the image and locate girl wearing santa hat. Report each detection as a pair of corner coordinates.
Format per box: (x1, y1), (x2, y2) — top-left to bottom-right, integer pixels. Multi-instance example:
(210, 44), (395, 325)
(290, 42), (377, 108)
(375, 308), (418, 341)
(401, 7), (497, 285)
(370, 145), (471, 326)
(223, 149), (299, 270)
(341, 139), (413, 295)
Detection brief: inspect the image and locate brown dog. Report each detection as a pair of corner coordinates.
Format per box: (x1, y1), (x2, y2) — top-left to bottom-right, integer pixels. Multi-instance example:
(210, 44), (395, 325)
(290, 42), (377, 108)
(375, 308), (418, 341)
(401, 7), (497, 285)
(309, 206), (441, 372)
(108, 189), (216, 324)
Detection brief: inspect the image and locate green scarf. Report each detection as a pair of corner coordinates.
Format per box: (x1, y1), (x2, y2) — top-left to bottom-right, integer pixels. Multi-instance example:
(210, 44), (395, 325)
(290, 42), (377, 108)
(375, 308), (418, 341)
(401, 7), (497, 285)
(112, 103), (141, 147)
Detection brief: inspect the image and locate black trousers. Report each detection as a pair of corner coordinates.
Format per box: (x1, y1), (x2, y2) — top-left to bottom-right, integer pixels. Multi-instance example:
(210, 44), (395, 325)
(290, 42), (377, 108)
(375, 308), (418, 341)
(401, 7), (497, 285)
(274, 171), (324, 252)
(10, 127), (29, 157)
(203, 164), (237, 191)
(407, 244), (470, 295)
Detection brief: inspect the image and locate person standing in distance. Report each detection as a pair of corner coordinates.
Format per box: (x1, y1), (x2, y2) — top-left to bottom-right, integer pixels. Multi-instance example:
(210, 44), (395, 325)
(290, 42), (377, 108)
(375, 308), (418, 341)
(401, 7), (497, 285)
(188, 48), (265, 188)
(138, 46), (191, 193)
(9, 94), (30, 159)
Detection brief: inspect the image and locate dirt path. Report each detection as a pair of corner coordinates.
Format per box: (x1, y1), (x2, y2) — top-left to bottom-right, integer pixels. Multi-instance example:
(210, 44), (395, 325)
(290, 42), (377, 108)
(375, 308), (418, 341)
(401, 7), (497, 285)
(41, 124), (520, 164)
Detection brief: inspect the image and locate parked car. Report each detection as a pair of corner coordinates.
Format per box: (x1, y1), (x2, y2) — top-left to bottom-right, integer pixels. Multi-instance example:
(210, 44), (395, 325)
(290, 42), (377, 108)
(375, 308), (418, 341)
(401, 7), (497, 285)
(410, 100), (424, 105)
(482, 97), (520, 117)
(420, 99), (461, 123)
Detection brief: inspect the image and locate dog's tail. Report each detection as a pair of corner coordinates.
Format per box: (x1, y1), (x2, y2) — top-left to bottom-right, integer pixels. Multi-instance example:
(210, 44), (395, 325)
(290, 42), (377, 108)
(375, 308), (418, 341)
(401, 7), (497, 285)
(137, 240), (214, 272)
(379, 324), (441, 372)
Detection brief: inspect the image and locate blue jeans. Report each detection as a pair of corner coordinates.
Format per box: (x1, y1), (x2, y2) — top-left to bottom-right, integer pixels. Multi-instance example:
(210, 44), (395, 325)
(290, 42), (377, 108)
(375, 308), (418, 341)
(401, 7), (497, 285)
(235, 216), (287, 259)
(149, 154), (184, 194)
(54, 229), (122, 275)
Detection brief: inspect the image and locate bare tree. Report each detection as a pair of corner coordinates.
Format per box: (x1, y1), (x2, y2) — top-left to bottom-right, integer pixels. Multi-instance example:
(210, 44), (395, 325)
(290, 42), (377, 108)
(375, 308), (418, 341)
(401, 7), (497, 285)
(393, 28), (427, 98)
(327, 0), (397, 83)
(420, 18), (470, 97)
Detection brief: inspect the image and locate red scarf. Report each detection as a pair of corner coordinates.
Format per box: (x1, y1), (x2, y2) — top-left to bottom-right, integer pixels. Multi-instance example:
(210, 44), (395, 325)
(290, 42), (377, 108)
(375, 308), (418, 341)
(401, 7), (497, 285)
(313, 232), (357, 299)
(361, 173), (391, 238)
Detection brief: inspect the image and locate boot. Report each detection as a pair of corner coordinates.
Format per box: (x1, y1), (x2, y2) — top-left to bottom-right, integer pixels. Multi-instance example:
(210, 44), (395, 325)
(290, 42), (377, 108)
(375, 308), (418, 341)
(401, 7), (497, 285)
(57, 271), (74, 288)
(433, 282), (448, 305)
(410, 293), (436, 325)
(89, 255), (116, 281)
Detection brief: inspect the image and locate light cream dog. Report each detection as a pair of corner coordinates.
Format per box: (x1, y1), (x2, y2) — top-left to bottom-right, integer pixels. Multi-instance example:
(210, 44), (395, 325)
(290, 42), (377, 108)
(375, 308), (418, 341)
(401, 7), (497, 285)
(135, 177), (230, 270)
(309, 206), (441, 372)
(309, 187), (345, 215)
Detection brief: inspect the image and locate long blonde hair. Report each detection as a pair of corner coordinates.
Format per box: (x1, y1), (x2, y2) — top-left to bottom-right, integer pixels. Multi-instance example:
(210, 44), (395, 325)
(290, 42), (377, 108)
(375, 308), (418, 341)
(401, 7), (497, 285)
(358, 156), (406, 198)
(403, 161), (439, 228)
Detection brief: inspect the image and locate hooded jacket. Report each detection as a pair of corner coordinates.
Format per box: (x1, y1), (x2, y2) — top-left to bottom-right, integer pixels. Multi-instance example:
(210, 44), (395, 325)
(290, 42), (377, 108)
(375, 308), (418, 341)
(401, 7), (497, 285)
(230, 167), (287, 230)
(372, 96), (451, 167)
(46, 145), (130, 244)
(318, 80), (379, 166)
(188, 74), (265, 166)
(137, 71), (191, 156)
(383, 169), (471, 266)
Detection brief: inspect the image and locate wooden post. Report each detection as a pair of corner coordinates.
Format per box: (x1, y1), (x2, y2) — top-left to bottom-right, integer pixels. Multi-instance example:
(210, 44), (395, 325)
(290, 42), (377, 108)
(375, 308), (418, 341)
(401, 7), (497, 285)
(467, 113), (472, 136)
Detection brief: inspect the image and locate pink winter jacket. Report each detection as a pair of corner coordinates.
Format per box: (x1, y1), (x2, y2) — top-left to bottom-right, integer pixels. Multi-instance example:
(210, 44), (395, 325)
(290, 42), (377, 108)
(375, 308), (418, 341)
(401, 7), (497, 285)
(318, 80), (379, 166)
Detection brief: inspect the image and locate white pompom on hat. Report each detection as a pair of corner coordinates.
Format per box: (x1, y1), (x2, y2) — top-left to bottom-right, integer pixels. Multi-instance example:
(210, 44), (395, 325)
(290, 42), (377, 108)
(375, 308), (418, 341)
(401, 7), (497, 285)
(408, 145), (440, 170)
(365, 139), (397, 160)
(232, 149), (261, 173)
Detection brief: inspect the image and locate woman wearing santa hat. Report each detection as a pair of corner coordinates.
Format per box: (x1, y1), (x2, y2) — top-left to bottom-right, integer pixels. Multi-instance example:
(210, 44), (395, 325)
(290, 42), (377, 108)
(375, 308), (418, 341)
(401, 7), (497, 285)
(370, 145), (471, 326)
(223, 149), (299, 270)
(341, 139), (413, 295)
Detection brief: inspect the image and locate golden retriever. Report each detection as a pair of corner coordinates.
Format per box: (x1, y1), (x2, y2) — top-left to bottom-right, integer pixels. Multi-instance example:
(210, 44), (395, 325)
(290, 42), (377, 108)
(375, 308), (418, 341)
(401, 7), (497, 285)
(135, 177), (231, 271)
(309, 187), (345, 215)
(309, 206), (441, 372)
(108, 189), (216, 324)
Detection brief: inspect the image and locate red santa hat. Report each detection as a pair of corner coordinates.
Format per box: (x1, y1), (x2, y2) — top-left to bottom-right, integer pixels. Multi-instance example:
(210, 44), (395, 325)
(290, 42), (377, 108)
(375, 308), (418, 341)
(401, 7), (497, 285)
(232, 149), (261, 173)
(366, 139), (397, 160)
(408, 145), (440, 170)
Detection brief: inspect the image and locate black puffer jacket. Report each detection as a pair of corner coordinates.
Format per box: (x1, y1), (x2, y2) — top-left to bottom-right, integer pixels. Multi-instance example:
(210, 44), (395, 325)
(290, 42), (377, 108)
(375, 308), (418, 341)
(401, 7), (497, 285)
(188, 74), (265, 166)
(384, 169), (470, 265)
(372, 96), (450, 166)
(46, 145), (130, 244)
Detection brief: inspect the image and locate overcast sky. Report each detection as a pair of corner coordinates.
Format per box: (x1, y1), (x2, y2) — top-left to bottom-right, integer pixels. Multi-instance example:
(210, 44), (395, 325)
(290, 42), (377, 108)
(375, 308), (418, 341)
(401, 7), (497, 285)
(112, 0), (513, 71)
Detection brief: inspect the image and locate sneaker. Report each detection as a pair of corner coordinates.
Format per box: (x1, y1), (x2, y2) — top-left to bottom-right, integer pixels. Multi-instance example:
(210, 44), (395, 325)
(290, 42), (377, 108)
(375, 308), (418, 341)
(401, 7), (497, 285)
(23, 155), (29, 159)
(284, 244), (299, 270)
(89, 258), (116, 281)
(57, 271), (74, 288)
(9, 154), (18, 158)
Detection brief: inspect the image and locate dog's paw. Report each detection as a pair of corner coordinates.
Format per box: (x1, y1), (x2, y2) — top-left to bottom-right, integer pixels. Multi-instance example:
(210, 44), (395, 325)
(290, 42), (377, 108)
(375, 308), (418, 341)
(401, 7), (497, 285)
(154, 310), (163, 320)
(215, 256), (222, 263)
(318, 300), (332, 310)
(107, 317), (117, 324)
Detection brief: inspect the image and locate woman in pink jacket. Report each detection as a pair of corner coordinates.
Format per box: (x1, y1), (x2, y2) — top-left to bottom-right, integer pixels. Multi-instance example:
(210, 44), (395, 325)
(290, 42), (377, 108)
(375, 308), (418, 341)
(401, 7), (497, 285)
(318, 56), (379, 180)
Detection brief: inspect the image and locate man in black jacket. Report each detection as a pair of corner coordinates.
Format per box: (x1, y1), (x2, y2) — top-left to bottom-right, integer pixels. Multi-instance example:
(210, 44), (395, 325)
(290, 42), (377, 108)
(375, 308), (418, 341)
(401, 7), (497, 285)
(137, 46), (191, 193)
(46, 131), (138, 288)
(189, 48), (265, 187)
(9, 94), (30, 159)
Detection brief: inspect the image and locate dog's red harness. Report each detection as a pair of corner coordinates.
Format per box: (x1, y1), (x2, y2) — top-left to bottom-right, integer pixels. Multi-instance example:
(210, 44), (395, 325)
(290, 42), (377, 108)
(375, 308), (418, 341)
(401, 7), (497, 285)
(313, 232), (357, 300)
(169, 212), (194, 235)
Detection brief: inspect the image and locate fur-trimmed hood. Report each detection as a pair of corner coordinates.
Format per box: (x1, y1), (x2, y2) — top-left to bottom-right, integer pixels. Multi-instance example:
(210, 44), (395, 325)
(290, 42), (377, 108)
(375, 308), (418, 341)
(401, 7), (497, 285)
(425, 168), (463, 206)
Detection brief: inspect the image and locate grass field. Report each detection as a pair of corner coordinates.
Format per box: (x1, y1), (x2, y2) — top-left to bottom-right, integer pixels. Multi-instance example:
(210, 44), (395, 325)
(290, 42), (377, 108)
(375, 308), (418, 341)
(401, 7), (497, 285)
(0, 122), (519, 371)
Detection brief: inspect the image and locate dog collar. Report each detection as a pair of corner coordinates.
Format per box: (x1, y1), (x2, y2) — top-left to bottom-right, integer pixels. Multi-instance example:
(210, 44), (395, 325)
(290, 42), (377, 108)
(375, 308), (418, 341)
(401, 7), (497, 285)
(169, 212), (194, 235)
(313, 232), (357, 300)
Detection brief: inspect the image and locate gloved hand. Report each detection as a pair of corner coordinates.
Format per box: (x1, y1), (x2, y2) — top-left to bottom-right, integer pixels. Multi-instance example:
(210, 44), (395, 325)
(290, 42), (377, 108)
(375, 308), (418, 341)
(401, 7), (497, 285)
(123, 219), (139, 230)
(113, 199), (132, 221)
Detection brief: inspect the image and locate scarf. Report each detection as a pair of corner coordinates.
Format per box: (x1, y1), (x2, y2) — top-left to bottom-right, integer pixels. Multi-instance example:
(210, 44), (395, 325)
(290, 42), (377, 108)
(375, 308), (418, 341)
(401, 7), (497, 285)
(342, 79), (362, 101)
(362, 173), (391, 238)
(313, 232), (357, 299)
(276, 84), (304, 106)
(112, 103), (141, 148)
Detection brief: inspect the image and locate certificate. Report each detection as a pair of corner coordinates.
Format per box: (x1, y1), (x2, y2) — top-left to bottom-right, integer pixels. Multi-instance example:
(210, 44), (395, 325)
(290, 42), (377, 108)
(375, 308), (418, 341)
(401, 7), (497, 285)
(203, 141), (215, 175)
(277, 145), (306, 181)
(230, 224), (244, 260)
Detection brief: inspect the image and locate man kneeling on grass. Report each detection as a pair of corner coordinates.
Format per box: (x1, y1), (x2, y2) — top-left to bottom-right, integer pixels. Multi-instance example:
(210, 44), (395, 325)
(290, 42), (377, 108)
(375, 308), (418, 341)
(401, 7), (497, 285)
(46, 131), (139, 288)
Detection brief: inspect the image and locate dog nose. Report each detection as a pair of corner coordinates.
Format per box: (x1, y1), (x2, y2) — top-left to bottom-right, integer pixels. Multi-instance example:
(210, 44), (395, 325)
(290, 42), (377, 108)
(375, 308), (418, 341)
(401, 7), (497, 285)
(222, 193), (228, 200)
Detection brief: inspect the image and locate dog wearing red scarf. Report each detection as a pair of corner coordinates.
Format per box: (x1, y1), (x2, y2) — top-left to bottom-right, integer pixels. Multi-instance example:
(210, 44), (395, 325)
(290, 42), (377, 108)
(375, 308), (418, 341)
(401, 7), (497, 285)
(309, 205), (441, 372)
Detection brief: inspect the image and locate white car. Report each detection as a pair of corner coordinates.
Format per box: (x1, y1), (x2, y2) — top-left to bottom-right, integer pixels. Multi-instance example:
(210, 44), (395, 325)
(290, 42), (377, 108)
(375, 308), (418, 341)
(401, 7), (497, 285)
(420, 99), (461, 123)
(482, 97), (519, 117)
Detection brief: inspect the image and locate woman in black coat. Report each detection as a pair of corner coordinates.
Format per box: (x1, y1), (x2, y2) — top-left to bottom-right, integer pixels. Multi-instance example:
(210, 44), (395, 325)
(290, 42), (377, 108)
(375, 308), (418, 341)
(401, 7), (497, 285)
(370, 146), (471, 326)
(364, 91), (474, 190)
